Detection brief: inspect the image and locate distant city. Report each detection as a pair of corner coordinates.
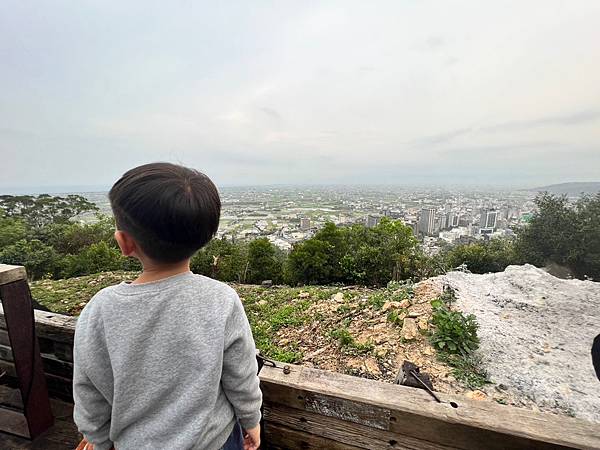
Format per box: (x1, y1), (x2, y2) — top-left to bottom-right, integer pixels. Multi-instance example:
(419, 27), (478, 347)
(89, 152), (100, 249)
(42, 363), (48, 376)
(77, 185), (540, 256)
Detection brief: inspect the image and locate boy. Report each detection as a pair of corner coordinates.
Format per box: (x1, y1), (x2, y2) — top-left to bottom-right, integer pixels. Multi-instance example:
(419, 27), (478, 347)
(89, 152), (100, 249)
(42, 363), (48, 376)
(73, 163), (262, 450)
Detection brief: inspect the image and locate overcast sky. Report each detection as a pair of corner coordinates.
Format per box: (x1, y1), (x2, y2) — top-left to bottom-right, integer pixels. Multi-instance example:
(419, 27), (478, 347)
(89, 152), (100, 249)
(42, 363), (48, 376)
(1, 1), (600, 191)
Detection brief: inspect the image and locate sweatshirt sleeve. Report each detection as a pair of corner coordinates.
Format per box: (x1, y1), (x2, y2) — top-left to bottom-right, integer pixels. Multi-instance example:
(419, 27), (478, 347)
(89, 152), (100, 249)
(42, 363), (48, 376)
(73, 313), (114, 450)
(221, 293), (262, 429)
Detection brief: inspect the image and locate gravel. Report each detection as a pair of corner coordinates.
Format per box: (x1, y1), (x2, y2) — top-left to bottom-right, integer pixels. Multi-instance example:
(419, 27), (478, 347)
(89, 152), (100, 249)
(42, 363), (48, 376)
(434, 264), (600, 423)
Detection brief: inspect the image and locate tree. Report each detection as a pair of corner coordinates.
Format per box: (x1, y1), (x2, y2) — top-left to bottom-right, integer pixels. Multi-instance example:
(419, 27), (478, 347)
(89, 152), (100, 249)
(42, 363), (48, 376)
(286, 238), (333, 285)
(246, 238), (284, 284)
(444, 239), (518, 274)
(340, 219), (420, 285)
(190, 239), (249, 282)
(287, 219), (421, 286)
(0, 239), (60, 280)
(516, 193), (600, 279)
(0, 194), (98, 228)
(0, 214), (29, 248)
(60, 242), (136, 278)
(40, 216), (117, 254)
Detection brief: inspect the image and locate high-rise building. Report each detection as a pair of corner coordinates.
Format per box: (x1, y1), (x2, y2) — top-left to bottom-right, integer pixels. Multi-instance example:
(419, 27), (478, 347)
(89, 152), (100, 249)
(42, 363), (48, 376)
(418, 208), (436, 236)
(366, 215), (381, 228)
(300, 217), (311, 230)
(479, 210), (498, 234)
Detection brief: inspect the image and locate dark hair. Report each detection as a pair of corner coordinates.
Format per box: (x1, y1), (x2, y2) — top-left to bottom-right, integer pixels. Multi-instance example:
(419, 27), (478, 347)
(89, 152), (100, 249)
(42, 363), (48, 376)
(109, 162), (221, 263)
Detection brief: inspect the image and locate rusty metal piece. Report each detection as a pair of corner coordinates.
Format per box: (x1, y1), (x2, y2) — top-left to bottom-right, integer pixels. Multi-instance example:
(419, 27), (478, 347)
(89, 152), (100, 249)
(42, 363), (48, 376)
(409, 369), (441, 403)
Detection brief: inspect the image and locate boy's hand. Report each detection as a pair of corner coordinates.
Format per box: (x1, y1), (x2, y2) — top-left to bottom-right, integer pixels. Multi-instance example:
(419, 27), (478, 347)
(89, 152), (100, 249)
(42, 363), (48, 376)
(243, 425), (260, 450)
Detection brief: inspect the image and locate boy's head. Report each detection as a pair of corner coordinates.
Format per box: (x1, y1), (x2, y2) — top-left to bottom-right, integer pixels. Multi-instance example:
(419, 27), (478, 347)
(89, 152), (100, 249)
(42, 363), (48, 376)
(109, 162), (221, 264)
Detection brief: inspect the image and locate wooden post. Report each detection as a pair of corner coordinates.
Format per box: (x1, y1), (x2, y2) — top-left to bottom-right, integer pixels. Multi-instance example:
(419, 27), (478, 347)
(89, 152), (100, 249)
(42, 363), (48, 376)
(0, 264), (54, 439)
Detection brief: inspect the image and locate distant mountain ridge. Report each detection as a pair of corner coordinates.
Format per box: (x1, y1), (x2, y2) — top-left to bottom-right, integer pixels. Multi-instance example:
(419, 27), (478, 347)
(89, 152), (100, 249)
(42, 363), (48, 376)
(527, 182), (600, 196)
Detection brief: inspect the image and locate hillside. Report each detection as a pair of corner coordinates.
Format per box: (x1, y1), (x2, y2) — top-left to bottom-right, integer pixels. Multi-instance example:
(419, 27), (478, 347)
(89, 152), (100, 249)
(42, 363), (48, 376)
(30, 273), (489, 398)
(527, 182), (600, 196)
(30, 267), (600, 423)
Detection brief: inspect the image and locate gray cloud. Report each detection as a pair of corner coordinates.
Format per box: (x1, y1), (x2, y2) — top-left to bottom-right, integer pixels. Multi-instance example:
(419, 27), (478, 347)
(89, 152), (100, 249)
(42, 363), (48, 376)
(1, 1), (600, 189)
(484, 110), (600, 133)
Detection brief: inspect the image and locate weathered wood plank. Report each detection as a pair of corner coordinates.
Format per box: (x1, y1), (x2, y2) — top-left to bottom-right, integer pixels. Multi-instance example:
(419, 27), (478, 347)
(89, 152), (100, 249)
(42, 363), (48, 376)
(260, 364), (600, 450)
(0, 329), (11, 347)
(0, 351), (73, 379)
(0, 304), (77, 343)
(306, 391), (390, 430)
(0, 384), (24, 410)
(0, 265), (27, 286)
(0, 343), (14, 362)
(264, 404), (459, 450)
(0, 387), (80, 449)
(0, 407), (30, 439)
(264, 422), (363, 450)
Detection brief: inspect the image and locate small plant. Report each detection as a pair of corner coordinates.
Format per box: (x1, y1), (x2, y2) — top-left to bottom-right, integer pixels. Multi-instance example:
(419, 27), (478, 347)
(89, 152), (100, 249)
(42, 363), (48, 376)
(329, 327), (354, 346)
(430, 306), (479, 355)
(336, 304), (351, 315)
(441, 353), (489, 389)
(387, 310), (403, 326)
(430, 298), (488, 389)
(368, 292), (386, 309)
(439, 285), (457, 305)
(329, 327), (373, 354)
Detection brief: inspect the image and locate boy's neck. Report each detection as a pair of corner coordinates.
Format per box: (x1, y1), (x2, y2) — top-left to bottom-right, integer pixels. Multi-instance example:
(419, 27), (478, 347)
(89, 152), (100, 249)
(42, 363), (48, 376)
(132, 259), (191, 284)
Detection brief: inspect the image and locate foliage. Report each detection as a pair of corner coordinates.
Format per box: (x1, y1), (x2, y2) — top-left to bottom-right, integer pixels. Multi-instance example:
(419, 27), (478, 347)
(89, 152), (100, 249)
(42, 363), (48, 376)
(0, 239), (60, 280)
(191, 238), (249, 282)
(430, 304), (480, 355)
(516, 193), (600, 280)
(59, 242), (140, 279)
(30, 271), (138, 315)
(287, 218), (421, 286)
(246, 238), (284, 284)
(285, 230), (338, 285)
(329, 327), (374, 354)
(0, 215), (28, 248)
(444, 238), (519, 274)
(440, 353), (489, 389)
(0, 194), (98, 228)
(429, 289), (487, 389)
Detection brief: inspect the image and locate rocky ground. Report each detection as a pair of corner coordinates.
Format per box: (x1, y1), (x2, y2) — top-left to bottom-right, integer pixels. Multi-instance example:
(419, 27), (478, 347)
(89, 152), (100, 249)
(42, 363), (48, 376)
(433, 265), (600, 423)
(30, 266), (600, 422)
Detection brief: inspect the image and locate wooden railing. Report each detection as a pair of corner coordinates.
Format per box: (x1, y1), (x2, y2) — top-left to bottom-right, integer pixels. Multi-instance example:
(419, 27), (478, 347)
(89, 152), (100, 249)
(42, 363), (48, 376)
(0, 265), (598, 449)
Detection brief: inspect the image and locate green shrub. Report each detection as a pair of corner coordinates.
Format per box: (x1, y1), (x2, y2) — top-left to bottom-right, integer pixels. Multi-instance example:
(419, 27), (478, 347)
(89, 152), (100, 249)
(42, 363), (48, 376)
(430, 306), (479, 355)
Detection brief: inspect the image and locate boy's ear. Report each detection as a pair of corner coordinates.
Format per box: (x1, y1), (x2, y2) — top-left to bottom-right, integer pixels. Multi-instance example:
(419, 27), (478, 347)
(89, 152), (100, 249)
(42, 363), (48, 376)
(114, 230), (138, 257)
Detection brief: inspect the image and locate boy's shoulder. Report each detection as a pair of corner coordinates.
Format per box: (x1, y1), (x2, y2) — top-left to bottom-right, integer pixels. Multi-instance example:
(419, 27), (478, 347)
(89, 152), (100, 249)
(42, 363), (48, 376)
(189, 273), (238, 298)
(76, 284), (121, 327)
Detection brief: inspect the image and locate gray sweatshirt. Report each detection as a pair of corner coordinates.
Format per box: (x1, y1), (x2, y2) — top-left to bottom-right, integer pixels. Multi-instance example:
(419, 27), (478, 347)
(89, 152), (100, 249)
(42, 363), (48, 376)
(73, 272), (262, 450)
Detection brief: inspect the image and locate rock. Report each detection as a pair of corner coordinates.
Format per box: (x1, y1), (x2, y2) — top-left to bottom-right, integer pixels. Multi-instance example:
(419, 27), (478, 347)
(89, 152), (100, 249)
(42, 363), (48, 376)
(382, 301), (393, 312)
(423, 347), (435, 356)
(261, 280), (273, 287)
(466, 390), (487, 401)
(346, 358), (363, 370)
(437, 264), (600, 422)
(401, 318), (418, 340)
(407, 311), (421, 318)
(298, 291), (310, 298)
(364, 358), (382, 377)
(257, 300), (268, 306)
(418, 318), (429, 330)
(333, 292), (345, 303)
(399, 299), (411, 309)
(305, 347), (328, 360)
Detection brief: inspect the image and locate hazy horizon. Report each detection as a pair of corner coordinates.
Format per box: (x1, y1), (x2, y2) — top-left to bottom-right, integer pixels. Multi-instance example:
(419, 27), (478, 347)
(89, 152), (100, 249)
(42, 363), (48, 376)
(2, 1), (600, 189)
(3, 180), (599, 197)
